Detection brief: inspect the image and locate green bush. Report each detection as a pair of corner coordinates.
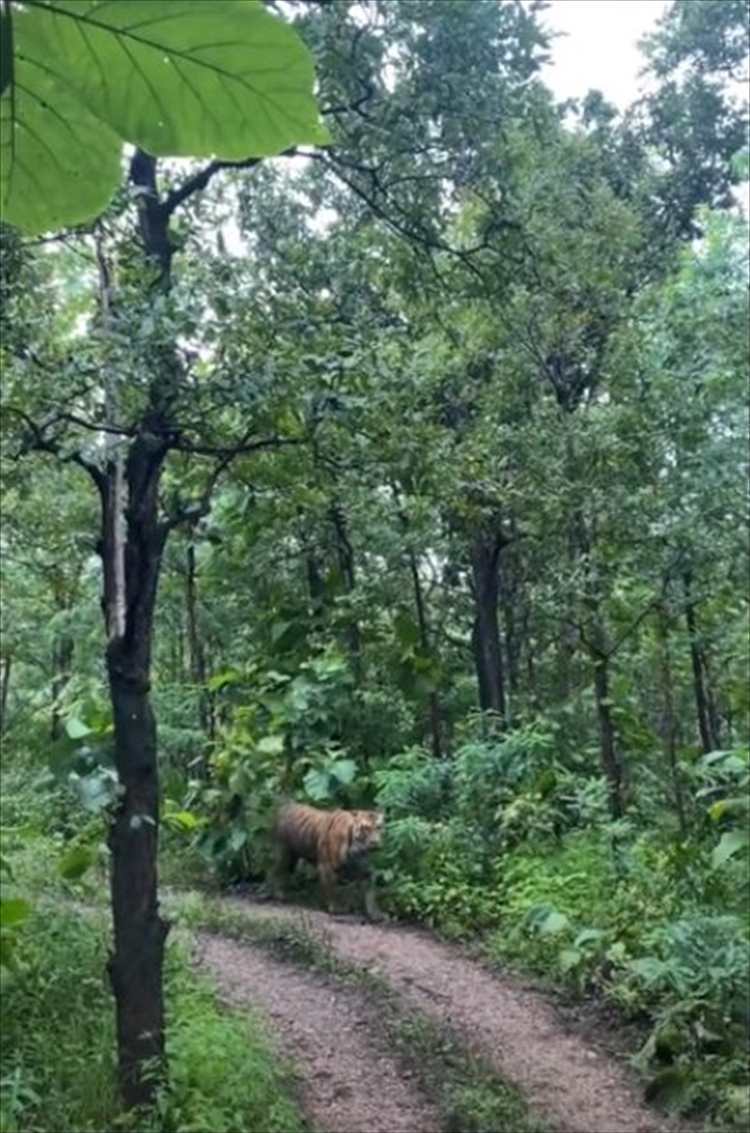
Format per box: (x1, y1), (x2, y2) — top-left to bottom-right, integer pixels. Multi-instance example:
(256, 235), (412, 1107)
(0, 895), (304, 1132)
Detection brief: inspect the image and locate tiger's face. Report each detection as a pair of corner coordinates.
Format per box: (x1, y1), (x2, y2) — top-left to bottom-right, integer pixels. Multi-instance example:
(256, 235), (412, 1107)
(350, 810), (385, 856)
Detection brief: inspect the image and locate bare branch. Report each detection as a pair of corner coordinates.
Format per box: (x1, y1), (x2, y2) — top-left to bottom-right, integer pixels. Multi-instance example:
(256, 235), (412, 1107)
(173, 434), (305, 459)
(5, 406), (107, 494)
(163, 147), (301, 217)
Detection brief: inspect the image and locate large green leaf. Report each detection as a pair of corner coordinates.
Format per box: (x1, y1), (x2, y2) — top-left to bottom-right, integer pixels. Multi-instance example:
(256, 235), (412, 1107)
(711, 828), (750, 869)
(34, 0), (329, 158)
(0, 897), (32, 927)
(1, 0), (329, 233)
(58, 843), (96, 880)
(0, 32), (122, 234)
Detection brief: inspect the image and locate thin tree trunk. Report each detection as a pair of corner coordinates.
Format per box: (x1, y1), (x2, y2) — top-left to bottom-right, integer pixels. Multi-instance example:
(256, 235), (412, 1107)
(408, 549), (443, 759)
(185, 539), (211, 737)
(50, 635), (74, 740)
(591, 649), (623, 819)
(683, 570), (716, 753)
(656, 603), (687, 837)
(329, 502), (362, 678)
(0, 654), (11, 735)
(469, 532), (507, 724)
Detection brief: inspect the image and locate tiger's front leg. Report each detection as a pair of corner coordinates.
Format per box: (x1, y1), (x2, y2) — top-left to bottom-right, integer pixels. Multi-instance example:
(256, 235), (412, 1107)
(317, 862), (339, 915)
(361, 873), (385, 922)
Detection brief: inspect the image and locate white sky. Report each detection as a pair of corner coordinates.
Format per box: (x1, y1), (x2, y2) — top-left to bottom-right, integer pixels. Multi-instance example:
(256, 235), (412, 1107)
(540, 0), (669, 109)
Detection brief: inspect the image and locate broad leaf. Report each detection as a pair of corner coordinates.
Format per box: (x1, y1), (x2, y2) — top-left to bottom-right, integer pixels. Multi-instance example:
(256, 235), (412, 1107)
(0, 897), (31, 927)
(1, 0), (329, 233)
(303, 768), (332, 802)
(538, 910), (569, 935)
(257, 734), (285, 755)
(58, 844), (96, 880)
(330, 758), (357, 785)
(164, 808), (200, 832)
(628, 956), (668, 984)
(34, 0), (329, 158)
(711, 829), (750, 869)
(65, 716), (93, 740)
(559, 947), (581, 972)
(0, 14), (122, 234)
(207, 669), (244, 692)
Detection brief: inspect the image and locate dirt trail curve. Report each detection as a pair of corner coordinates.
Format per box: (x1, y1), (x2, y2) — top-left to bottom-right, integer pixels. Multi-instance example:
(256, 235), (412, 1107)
(200, 896), (689, 1133)
(197, 931), (441, 1133)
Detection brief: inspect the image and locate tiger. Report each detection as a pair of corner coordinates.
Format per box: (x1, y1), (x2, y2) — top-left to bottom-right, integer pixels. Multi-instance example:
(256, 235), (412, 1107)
(271, 800), (385, 920)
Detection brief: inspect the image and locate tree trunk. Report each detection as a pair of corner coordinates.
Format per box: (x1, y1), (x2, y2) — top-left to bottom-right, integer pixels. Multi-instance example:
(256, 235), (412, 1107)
(103, 427), (171, 1108)
(107, 648), (168, 1106)
(408, 549), (443, 759)
(469, 532), (507, 724)
(185, 539), (212, 738)
(591, 650), (624, 819)
(656, 603), (687, 838)
(683, 570), (716, 753)
(50, 634), (74, 740)
(0, 654), (11, 735)
(101, 150), (174, 1109)
(329, 502), (362, 678)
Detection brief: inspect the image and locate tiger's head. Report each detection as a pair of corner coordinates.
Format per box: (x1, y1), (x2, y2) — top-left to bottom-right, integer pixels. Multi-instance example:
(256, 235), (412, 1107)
(349, 810), (385, 855)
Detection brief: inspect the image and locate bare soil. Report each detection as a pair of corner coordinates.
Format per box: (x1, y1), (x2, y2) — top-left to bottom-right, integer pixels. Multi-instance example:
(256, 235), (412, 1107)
(201, 896), (691, 1133)
(196, 931), (441, 1133)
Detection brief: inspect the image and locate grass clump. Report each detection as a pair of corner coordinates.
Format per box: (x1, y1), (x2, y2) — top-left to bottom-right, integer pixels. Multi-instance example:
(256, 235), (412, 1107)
(1, 888), (305, 1133)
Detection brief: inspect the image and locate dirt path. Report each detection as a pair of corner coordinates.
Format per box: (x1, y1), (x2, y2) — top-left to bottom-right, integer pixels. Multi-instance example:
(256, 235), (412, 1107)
(196, 931), (441, 1133)
(210, 896), (687, 1133)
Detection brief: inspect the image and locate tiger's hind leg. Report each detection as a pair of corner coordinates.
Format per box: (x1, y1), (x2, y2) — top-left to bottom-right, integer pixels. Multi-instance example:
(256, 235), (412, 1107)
(271, 843), (297, 902)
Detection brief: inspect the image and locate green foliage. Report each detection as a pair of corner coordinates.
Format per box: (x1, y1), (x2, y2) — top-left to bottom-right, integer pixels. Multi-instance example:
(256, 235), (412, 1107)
(180, 649), (371, 881)
(0, 846), (304, 1133)
(1, 0), (328, 233)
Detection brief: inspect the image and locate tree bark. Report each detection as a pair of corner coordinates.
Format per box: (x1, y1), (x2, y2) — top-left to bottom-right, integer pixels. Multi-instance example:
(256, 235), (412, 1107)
(408, 549), (443, 759)
(591, 649), (624, 820)
(101, 150), (174, 1109)
(329, 502), (362, 678)
(104, 426), (171, 1108)
(656, 603), (687, 837)
(683, 570), (716, 753)
(185, 538), (212, 738)
(469, 532), (507, 725)
(0, 654), (11, 735)
(50, 634), (74, 740)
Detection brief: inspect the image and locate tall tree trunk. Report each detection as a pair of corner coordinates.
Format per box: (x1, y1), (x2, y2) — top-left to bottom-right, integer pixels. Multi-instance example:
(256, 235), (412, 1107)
(185, 538), (212, 738)
(104, 425), (170, 1108)
(591, 648), (624, 819)
(101, 150), (174, 1109)
(50, 634), (74, 740)
(306, 552), (326, 625)
(408, 549), (443, 759)
(469, 532), (507, 725)
(329, 502), (362, 678)
(0, 654), (11, 735)
(656, 603), (687, 838)
(683, 570), (716, 753)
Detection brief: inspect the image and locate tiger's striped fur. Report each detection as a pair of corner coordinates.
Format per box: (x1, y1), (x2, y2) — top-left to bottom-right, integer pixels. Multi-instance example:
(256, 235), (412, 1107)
(271, 801), (385, 920)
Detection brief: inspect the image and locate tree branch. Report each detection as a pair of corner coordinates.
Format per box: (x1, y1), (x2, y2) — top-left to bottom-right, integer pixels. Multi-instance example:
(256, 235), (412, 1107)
(173, 434), (305, 459)
(163, 147), (301, 217)
(5, 406), (107, 494)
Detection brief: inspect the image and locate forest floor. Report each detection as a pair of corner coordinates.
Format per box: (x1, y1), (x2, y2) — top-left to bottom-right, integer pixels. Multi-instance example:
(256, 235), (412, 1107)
(190, 893), (693, 1133)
